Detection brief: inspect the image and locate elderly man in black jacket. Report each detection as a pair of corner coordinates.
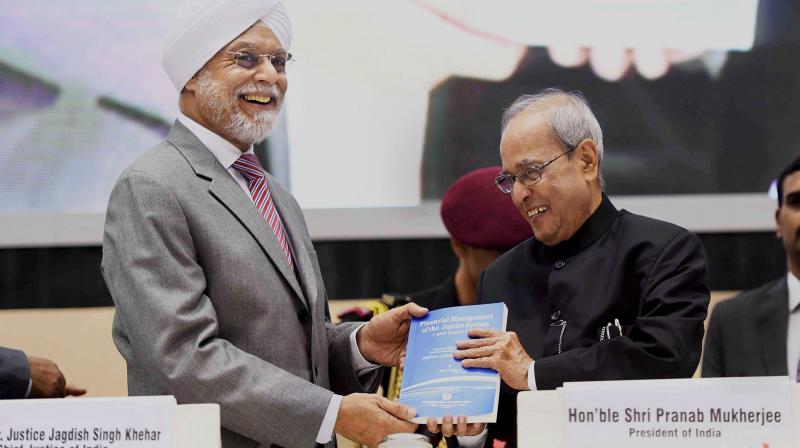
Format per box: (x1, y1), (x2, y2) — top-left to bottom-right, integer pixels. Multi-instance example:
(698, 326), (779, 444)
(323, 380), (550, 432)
(454, 88), (710, 448)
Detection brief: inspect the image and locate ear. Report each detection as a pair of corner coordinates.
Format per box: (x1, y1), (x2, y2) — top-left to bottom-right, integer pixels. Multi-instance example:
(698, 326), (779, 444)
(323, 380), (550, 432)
(450, 237), (467, 260)
(184, 74), (200, 93)
(577, 139), (599, 181)
(776, 208), (783, 239)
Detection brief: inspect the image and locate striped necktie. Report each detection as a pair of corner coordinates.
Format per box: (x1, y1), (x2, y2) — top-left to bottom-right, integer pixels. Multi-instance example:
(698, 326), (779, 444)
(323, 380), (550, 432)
(231, 154), (294, 269)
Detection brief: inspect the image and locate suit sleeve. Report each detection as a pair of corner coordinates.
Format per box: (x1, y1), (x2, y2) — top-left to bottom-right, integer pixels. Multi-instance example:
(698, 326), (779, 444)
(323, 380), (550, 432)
(102, 170), (334, 448)
(0, 346), (30, 399)
(325, 319), (382, 394)
(273, 187), (382, 396)
(533, 230), (710, 389)
(701, 303), (725, 377)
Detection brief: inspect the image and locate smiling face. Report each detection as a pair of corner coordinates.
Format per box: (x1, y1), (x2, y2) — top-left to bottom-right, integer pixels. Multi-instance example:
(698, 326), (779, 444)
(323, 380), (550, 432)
(182, 24), (288, 150)
(499, 103), (602, 246)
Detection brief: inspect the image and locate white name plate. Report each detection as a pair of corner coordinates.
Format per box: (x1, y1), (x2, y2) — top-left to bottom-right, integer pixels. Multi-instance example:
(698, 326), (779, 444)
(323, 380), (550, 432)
(0, 396), (175, 448)
(561, 377), (795, 448)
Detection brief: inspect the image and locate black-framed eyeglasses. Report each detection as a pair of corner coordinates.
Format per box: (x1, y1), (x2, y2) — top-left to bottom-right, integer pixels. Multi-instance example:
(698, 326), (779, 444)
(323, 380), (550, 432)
(494, 144), (576, 194)
(225, 50), (294, 74)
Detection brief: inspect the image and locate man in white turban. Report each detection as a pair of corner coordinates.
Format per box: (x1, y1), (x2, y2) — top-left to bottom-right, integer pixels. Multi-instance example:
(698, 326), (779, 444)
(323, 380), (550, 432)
(102, 1), (423, 446)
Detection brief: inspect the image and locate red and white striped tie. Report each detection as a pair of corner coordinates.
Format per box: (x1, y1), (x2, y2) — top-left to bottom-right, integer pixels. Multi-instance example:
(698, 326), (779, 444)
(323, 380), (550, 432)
(231, 154), (294, 269)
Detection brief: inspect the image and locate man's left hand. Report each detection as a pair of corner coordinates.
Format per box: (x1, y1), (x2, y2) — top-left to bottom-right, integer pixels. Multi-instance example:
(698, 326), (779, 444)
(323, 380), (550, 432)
(454, 329), (533, 391)
(427, 416), (486, 438)
(357, 303), (428, 366)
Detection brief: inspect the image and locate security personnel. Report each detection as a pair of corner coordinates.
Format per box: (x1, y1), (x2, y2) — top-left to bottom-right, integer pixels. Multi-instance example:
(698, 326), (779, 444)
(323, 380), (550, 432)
(408, 166), (533, 311)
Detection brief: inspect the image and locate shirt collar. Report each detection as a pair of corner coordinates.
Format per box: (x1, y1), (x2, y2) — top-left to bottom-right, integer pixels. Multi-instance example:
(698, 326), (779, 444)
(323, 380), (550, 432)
(537, 193), (619, 260)
(787, 271), (800, 313)
(177, 113), (254, 169)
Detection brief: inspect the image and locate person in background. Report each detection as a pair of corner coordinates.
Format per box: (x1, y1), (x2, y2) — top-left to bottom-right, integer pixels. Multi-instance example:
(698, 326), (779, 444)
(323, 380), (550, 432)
(0, 346), (86, 399)
(454, 88), (710, 447)
(409, 166), (533, 310)
(703, 156), (800, 379)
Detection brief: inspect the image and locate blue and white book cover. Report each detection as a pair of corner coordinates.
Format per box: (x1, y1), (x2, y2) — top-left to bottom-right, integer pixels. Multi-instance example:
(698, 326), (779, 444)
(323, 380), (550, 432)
(399, 302), (508, 423)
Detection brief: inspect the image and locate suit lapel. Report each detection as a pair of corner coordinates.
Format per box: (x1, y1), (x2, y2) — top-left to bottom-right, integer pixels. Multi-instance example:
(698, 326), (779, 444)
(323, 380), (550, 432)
(166, 122), (307, 306)
(268, 178), (318, 309)
(756, 278), (789, 375)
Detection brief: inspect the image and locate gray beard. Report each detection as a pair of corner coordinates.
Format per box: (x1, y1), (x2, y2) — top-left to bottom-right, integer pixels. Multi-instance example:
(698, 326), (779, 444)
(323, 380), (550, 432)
(195, 71), (279, 146)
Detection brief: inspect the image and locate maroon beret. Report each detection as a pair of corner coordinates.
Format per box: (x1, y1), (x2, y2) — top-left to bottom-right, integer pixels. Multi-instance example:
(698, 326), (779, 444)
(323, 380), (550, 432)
(440, 166), (532, 251)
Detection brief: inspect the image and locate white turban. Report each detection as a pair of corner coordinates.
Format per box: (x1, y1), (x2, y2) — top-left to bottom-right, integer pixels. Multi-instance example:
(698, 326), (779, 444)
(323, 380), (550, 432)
(162, 0), (292, 91)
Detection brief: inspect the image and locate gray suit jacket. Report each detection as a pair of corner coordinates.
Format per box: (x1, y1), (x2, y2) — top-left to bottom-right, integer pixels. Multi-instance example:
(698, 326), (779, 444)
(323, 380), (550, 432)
(102, 122), (378, 448)
(702, 277), (788, 377)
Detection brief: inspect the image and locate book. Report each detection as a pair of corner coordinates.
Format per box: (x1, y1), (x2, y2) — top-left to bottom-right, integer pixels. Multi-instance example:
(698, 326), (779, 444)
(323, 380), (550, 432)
(399, 302), (508, 424)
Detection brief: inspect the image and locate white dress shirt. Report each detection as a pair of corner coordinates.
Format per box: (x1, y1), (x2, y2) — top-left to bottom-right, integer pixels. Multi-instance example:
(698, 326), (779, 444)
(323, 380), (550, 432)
(786, 272), (800, 381)
(177, 115), (379, 443)
(527, 360), (537, 390)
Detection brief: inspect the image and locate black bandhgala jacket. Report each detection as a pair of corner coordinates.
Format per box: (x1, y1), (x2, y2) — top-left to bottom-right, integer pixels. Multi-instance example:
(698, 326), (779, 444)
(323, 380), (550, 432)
(478, 194), (710, 447)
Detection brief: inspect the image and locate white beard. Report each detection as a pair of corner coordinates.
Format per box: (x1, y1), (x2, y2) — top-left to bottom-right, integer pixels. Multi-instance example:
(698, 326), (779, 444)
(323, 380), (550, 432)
(195, 70), (280, 146)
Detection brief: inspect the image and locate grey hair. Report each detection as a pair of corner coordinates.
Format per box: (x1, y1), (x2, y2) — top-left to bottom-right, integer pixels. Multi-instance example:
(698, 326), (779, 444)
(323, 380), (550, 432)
(501, 88), (605, 186)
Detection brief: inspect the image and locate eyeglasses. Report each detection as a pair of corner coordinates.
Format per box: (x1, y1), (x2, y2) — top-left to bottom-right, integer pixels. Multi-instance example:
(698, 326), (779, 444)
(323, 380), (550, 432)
(225, 50), (294, 74)
(494, 144), (576, 194)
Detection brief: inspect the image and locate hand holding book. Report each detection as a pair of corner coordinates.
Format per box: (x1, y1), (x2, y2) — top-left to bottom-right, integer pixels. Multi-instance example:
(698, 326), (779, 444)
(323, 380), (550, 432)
(454, 328), (534, 391)
(426, 415), (486, 438)
(357, 302), (429, 366)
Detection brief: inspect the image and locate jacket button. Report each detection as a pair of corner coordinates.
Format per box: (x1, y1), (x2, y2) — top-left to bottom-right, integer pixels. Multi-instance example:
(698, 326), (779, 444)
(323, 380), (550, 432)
(298, 309), (310, 323)
(550, 310), (561, 321)
(554, 260), (566, 269)
(313, 365), (319, 377)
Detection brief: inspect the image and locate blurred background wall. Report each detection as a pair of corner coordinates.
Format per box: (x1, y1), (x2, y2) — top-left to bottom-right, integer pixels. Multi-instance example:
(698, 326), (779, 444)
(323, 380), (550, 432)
(1, 0), (798, 394)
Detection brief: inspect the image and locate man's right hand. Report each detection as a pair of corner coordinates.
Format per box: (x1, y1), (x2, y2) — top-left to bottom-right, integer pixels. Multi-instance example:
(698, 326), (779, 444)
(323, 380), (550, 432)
(335, 393), (418, 447)
(26, 355), (87, 398)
